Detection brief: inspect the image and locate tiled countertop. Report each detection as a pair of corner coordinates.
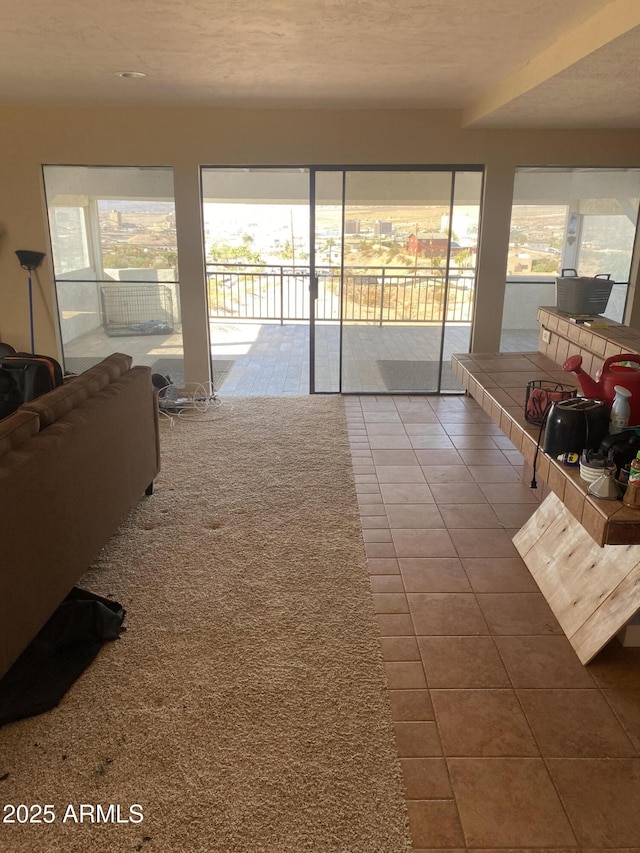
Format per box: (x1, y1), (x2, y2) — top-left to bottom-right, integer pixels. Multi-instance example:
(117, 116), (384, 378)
(452, 350), (640, 547)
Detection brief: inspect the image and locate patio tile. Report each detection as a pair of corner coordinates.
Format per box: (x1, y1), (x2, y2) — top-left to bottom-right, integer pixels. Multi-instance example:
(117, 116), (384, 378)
(369, 574), (404, 592)
(371, 592), (408, 613)
(467, 464), (523, 483)
(371, 449), (418, 465)
(428, 482), (488, 503)
(414, 448), (464, 466)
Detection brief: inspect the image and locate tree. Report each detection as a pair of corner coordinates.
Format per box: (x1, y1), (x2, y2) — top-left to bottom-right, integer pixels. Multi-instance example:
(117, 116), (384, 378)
(209, 233), (264, 265)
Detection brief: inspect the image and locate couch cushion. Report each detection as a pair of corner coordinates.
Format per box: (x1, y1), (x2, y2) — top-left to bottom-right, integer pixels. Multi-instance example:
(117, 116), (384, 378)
(0, 410), (40, 458)
(21, 380), (91, 428)
(21, 353), (133, 428)
(76, 353), (133, 395)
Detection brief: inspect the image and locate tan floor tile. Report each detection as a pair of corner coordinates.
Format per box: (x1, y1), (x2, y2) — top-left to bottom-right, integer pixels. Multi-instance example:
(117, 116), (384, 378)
(408, 434), (455, 449)
(375, 465), (426, 484)
(588, 642), (640, 689)
(602, 688), (640, 751)
(367, 436), (412, 449)
(479, 483), (540, 503)
(379, 636), (420, 661)
(400, 758), (453, 799)
(457, 448), (510, 466)
(467, 464), (523, 483)
(400, 558), (471, 593)
(384, 660), (427, 689)
(449, 528), (519, 558)
(371, 592), (408, 614)
(477, 593), (562, 635)
(388, 689), (434, 721)
(432, 689), (539, 756)
(518, 689), (636, 757)
(367, 557), (399, 574)
(359, 504), (387, 517)
(403, 423), (447, 436)
(362, 528), (392, 542)
(386, 503), (445, 529)
(440, 503), (502, 528)
(408, 593), (489, 636)
(406, 800), (465, 848)
(428, 482), (488, 504)
(418, 636), (510, 688)
(360, 515), (390, 529)
(369, 574), (404, 593)
(494, 636), (596, 688)
(449, 434), (498, 449)
(462, 557), (539, 593)
(491, 502), (539, 527)
(379, 483), (435, 504)
(376, 614), (415, 636)
(365, 542), (396, 559)
(394, 721), (443, 757)
(392, 528), (457, 558)
(548, 758), (640, 846)
(371, 449), (418, 465)
(415, 448), (464, 466)
(448, 758), (576, 847)
(366, 422), (407, 435)
(421, 465), (476, 484)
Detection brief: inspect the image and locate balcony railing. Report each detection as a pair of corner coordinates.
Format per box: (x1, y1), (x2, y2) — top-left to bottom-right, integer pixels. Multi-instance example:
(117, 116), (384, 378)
(205, 263), (475, 324)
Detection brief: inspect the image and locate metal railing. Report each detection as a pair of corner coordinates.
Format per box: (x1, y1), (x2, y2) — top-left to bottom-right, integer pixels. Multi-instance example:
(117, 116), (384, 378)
(205, 263), (475, 324)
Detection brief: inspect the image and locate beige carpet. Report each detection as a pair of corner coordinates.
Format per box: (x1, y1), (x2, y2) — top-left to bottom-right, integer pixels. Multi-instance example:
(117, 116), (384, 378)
(0, 397), (412, 853)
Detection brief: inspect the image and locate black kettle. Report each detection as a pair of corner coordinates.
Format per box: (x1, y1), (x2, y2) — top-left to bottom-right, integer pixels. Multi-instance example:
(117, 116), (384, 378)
(543, 397), (610, 458)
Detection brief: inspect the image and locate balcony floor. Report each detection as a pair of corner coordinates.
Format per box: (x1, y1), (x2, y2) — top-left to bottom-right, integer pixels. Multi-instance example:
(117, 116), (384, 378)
(63, 322), (539, 396)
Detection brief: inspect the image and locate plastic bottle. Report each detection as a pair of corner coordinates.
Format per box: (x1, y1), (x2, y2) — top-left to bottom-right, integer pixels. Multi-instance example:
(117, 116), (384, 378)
(610, 385), (632, 434)
(628, 450), (640, 484)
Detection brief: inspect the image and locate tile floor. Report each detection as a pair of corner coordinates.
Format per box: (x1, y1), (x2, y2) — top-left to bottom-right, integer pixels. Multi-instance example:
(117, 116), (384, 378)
(345, 392), (640, 851)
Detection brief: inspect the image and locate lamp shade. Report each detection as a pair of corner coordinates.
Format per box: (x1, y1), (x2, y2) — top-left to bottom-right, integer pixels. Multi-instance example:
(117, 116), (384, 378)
(15, 250), (45, 271)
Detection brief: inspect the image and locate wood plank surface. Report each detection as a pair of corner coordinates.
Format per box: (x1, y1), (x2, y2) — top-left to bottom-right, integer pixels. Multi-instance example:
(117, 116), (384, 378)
(514, 493), (640, 664)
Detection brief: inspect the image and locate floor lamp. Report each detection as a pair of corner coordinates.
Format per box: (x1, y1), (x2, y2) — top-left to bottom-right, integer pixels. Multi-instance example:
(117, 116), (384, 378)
(15, 250), (45, 355)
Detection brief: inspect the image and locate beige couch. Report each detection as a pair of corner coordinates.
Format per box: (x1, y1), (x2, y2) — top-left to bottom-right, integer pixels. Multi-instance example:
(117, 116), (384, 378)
(0, 353), (160, 678)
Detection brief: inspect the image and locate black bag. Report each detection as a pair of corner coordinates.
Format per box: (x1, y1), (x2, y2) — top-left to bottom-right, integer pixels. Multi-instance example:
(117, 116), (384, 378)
(0, 354), (64, 419)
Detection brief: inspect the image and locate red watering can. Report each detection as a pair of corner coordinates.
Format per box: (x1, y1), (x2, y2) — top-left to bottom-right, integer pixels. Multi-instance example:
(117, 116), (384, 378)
(563, 353), (640, 425)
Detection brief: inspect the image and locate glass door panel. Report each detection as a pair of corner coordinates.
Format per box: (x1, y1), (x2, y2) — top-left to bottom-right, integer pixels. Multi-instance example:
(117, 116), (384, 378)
(440, 171), (483, 390)
(340, 170), (455, 393)
(312, 170), (343, 392)
(43, 166), (181, 376)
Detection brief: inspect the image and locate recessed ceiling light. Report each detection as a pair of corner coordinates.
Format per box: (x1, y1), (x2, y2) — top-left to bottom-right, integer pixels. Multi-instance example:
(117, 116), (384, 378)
(114, 71), (147, 79)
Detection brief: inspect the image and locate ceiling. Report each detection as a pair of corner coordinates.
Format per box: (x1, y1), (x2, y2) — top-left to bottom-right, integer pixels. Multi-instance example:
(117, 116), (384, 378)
(2, 0), (639, 127)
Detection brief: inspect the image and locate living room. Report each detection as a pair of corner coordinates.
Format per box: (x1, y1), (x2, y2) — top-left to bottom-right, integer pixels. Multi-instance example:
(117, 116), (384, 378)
(2, 3), (640, 852)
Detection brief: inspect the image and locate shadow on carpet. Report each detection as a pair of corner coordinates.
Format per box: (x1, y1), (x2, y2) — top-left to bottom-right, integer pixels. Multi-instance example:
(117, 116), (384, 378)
(0, 589), (125, 727)
(377, 359), (464, 392)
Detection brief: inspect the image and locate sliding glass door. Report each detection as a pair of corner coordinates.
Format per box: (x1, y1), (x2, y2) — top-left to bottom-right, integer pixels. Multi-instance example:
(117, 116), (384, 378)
(311, 167), (483, 394)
